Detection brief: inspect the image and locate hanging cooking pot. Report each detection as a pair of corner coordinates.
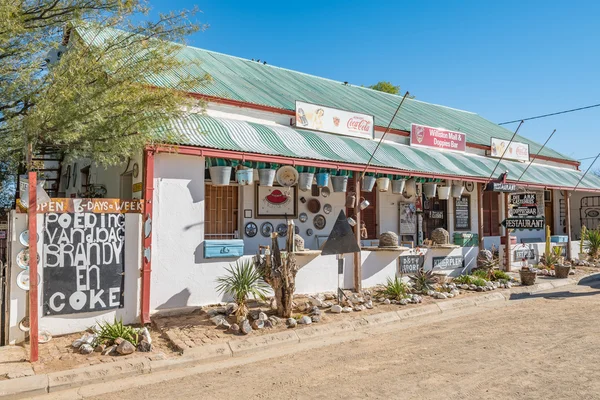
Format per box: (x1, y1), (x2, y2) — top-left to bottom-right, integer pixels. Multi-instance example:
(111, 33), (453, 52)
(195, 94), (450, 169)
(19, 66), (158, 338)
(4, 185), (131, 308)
(258, 168), (276, 186)
(391, 179), (406, 194)
(377, 177), (390, 192)
(315, 172), (330, 188)
(404, 178), (417, 197)
(423, 182), (437, 199)
(298, 172), (314, 191)
(437, 186), (451, 200)
(362, 176), (376, 192)
(346, 191), (356, 208)
(452, 183), (465, 198)
(331, 175), (348, 192)
(236, 167), (253, 186)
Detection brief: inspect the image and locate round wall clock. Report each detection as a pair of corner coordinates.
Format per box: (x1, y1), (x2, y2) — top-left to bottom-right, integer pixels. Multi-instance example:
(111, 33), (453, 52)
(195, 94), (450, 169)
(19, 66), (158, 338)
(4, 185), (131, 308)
(464, 182), (475, 192)
(132, 163), (139, 178)
(245, 222), (258, 237)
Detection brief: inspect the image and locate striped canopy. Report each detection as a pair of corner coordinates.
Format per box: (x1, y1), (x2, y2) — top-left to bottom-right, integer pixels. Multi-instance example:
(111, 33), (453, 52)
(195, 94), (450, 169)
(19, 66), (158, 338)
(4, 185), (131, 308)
(155, 114), (600, 192)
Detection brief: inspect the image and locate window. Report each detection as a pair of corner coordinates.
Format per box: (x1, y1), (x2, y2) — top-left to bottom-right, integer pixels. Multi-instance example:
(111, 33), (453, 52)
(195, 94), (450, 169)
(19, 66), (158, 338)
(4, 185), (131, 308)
(482, 191), (500, 236)
(205, 185), (239, 239)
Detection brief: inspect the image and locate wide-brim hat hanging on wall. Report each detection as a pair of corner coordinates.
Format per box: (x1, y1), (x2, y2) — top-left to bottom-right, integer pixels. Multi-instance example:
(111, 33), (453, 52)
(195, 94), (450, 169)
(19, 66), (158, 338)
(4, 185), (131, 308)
(276, 166), (299, 187)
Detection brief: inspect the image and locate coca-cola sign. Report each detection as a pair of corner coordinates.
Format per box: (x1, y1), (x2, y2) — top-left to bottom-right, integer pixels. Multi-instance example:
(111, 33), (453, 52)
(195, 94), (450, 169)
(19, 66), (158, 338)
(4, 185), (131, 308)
(295, 101), (374, 139)
(490, 138), (530, 162)
(410, 124), (466, 152)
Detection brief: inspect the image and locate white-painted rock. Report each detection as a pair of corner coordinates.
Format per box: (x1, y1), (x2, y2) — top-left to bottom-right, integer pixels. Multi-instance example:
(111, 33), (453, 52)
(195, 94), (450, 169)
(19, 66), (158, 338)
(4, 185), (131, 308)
(342, 306), (353, 313)
(310, 297), (324, 307)
(383, 299), (391, 305)
(330, 305), (343, 313)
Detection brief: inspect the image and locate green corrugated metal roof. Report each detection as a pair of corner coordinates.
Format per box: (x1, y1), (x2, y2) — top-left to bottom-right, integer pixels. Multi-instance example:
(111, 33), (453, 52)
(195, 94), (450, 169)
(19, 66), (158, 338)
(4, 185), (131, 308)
(74, 26), (572, 162)
(156, 114), (600, 191)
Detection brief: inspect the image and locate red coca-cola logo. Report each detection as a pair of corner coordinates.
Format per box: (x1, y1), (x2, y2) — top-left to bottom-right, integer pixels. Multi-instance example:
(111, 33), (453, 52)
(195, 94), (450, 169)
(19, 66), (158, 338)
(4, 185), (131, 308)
(516, 146), (528, 156)
(347, 117), (371, 132)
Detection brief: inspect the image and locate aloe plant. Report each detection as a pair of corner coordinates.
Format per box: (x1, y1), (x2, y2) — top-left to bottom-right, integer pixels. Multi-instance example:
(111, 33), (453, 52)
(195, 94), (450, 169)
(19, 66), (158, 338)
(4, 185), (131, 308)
(216, 260), (270, 318)
(94, 318), (138, 346)
(409, 268), (436, 292)
(377, 276), (409, 300)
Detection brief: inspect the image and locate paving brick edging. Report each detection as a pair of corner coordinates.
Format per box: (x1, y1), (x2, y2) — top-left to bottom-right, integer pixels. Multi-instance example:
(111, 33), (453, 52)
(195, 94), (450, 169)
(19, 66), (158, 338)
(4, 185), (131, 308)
(0, 275), (592, 399)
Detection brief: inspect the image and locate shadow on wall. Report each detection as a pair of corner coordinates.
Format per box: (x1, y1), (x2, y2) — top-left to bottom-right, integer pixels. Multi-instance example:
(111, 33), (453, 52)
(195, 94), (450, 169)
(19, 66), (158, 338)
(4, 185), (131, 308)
(155, 288), (191, 310)
(362, 251), (399, 280)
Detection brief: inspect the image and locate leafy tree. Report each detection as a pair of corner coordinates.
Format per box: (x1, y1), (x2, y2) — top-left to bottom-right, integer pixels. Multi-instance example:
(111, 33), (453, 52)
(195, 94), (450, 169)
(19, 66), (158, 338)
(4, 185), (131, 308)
(368, 81), (414, 98)
(0, 0), (210, 178)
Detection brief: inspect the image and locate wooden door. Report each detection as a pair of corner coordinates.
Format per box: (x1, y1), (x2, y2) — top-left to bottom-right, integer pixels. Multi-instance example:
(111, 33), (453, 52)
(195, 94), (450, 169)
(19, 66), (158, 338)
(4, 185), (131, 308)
(347, 178), (377, 239)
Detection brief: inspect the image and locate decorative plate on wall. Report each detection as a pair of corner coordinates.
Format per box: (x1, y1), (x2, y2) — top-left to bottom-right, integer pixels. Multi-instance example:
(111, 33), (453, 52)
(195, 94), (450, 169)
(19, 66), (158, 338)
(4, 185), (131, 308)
(313, 214), (326, 230)
(260, 222), (274, 237)
(306, 228), (314, 236)
(321, 187), (331, 198)
(19, 230), (30, 247)
(307, 198), (321, 214)
(299, 212), (308, 223)
(323, 204), (332, 214)
(295, 226), (300, 234)
(464, 181), (475, 192)
(276, 223), (288, 237)
(132, 163), (139, 178)
(245, 222), (258, 237)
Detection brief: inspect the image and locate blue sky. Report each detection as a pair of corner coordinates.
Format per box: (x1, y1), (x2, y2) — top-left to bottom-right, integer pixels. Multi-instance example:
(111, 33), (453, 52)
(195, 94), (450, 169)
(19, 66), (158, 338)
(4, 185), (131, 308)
(149, 0), (599, 170)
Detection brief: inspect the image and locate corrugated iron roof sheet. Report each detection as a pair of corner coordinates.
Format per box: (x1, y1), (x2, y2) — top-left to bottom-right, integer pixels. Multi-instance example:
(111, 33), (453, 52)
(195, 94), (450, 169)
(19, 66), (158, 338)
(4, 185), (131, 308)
(74, 26), (572, 162)
(156, 114), (600, 191)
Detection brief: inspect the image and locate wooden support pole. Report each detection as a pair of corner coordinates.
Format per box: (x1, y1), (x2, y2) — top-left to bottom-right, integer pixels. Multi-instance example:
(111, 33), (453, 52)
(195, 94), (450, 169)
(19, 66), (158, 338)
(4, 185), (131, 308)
(565, 190), (572, 260)
(353, 177), (362, 292)
(504, 192), (511, 272)
(28, 172), (39, 362)
(478, 183), (484, 251)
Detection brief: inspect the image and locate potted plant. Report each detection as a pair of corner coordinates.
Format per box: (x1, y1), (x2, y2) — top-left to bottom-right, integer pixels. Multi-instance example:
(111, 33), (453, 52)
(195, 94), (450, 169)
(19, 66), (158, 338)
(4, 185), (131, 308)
(586, 228), (600, 261)
(519, 259), (537, 286)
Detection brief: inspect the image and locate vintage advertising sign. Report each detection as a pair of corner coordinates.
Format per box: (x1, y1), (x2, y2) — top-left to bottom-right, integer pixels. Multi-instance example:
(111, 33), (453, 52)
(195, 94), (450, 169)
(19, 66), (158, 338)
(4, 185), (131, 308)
(295, 101), (374, 139)
(34, 199), (143, 214)
(399, 203), (417, 234)
(0, 231), (6, 240)
(399, 254), (424, 275)
(43, 212), (125, 315)
(485, 182), (517, 192)
(490, 138), (530, 162)
(509, 193), (538, 217)
(410, 124), (466, 152)
(502, 217), (545, 230)
(432, 256), (464, 270)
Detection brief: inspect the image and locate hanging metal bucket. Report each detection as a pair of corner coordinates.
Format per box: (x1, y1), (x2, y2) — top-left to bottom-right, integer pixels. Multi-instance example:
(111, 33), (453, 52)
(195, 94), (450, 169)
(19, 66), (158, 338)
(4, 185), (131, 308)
(209, 166), (232, 186)
(258, 169), (276, 186)
(451, 184), (465, 198)
(316, 172), (330, 188)
(362, 176), (376, 192)
(404, 178), (417, 197)
(346, 191), (356, 208)
(391, 179), (406, 194)
(331, 175), (348, 192)
(236, 168), (254, 186)
(423, 182), (437, 199)
(377, 177), (390, 192)
(298, 172), (314, 191)
(437, 186), (451, 200)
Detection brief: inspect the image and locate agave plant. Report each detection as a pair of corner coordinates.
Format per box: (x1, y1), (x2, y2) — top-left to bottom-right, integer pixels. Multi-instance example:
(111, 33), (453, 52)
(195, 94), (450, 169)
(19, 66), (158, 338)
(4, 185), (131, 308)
(586, 229), (600, 260)
(377, 276), (409, 300)
(409, 268), (436, 293)
(541, 246), (563, 267)
(216, 260), (270, 319)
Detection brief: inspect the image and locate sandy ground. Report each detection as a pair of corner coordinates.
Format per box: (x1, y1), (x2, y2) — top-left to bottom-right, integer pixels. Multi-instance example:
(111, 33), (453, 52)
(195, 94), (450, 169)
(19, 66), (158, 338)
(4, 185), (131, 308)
(84, 276), (600, 400)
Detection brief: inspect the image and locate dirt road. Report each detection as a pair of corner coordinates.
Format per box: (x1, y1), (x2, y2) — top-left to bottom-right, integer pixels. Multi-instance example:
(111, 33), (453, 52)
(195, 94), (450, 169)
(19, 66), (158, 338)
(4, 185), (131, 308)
(86, 279), (600, 400)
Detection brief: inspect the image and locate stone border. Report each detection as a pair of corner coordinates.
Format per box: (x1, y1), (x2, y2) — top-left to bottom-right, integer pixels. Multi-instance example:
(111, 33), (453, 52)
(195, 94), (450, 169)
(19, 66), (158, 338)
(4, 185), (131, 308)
(0, 275), (593, 399)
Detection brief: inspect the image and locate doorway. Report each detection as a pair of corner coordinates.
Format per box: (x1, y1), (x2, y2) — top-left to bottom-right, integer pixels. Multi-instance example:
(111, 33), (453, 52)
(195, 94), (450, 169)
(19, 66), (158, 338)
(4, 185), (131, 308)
(120, 172), (133, 200)
(422, 197), (448, 241)
(544, 190), (554, 235)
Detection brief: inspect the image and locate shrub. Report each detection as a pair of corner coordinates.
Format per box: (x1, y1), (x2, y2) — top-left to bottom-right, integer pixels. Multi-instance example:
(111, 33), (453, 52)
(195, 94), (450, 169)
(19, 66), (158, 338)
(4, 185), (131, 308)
(492, 270), (510, 281)
(471, 278), (487, 287)
(409, 268), (436, 292)
(94, 318), (138, 346)
(216, 260), (270, 318)
(453, 275), (473, 285)
(587, 229), (600, 259)
(377, 276), (409, 300)
(472, 269), (489, 280)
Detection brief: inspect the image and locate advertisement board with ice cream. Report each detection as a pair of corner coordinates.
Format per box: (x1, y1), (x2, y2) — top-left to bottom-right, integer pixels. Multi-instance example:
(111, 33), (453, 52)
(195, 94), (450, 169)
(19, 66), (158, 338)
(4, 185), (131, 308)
(490, 138), (530, 162)
(295, 101), (374, 140)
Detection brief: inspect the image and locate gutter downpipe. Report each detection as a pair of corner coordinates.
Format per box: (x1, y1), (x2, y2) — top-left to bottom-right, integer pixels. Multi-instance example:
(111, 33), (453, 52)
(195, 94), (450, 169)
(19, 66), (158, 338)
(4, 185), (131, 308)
(141, 148), (155, 324)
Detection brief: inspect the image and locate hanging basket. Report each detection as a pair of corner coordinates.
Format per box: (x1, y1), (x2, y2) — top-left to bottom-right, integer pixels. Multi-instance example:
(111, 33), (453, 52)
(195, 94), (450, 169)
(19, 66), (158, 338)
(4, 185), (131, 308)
(298, 172), (314, 192)
(315, 172), (330, 188)
(437, 186), (451, 200)
(423, 182), (437, 199)
(452, 184), (465, 198)
(404, 178), (417, 197)
(391, 179), (406, 194)
(377, 177), (390, 192)
(209, 166), (232, 186)
(362, 176), (376, 192)
(331, 175), (348, 192)
(236, 168), (254, 186)
(258, 169), (276, 186)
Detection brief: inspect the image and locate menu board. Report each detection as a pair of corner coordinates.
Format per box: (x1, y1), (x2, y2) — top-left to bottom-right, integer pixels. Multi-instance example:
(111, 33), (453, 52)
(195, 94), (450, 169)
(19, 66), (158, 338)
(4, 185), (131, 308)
(399, 254), (425, 275)
(454, 196), (471, 230)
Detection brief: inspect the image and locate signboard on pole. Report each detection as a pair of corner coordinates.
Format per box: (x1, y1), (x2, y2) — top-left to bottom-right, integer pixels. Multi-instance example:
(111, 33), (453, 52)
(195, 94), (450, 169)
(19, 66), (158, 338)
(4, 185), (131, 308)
(410, 124), (466, 152)
(295, 101), (374, 139)
(490, 138), (529, 162)
(501, 217), (545, 230)
(485, 182), (516, 192)
(509, 193), (538, 217)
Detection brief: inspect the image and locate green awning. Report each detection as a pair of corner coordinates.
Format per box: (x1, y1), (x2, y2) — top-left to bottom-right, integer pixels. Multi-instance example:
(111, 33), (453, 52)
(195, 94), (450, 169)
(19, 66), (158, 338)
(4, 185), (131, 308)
(156, 114), (600, 192)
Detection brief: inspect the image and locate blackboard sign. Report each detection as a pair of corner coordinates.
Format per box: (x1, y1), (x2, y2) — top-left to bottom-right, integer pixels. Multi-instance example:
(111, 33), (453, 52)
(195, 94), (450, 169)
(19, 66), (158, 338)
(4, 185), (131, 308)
(432, 256), (464, 270)
(454, 196), (471, 230)
(514, 247), (535, 260)
(399, 254), (425, 274)
(509, 193), (538, 217)
(43, 213), (125, 315)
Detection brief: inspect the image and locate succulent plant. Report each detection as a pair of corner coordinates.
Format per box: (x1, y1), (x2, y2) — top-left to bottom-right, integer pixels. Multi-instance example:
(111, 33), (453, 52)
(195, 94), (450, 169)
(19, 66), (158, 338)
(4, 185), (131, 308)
(409, 268), (436, 293)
